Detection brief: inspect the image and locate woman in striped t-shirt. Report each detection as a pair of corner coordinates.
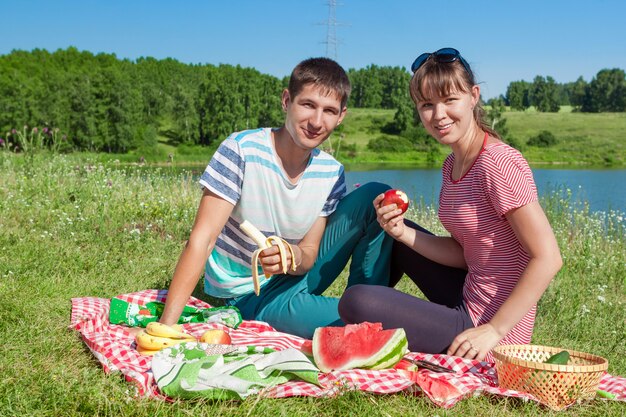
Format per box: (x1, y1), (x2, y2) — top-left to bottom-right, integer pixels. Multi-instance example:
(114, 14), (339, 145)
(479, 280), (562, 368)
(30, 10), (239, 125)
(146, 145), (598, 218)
(339, 49), (562, 361)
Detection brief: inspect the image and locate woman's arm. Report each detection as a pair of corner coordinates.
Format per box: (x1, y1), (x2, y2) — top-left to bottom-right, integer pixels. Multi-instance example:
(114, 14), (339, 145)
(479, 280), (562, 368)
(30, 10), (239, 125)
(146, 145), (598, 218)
(375, 193), (467, 269)
(448, 201), (563, 359)
(159, 189), (234, 325)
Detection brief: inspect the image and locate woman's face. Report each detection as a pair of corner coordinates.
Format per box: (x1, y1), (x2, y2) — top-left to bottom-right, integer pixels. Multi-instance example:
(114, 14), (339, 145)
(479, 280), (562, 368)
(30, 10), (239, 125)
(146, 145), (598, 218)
(416, 84), (480, 146)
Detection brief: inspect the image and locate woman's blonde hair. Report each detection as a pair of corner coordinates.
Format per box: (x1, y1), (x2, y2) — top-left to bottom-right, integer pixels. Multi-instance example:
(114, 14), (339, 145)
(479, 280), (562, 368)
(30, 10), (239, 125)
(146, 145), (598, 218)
(409, 57), (500, 139)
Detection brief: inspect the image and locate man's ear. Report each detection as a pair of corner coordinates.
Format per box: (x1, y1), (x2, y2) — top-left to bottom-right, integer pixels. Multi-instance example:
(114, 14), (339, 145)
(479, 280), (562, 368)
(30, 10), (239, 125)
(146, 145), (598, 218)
(337, 106), (348, 126)
(281, 89), (291, 112)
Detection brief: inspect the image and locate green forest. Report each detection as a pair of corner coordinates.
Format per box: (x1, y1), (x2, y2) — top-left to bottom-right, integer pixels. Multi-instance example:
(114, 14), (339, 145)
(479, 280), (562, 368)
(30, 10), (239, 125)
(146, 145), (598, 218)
(1, 47), (625, 160)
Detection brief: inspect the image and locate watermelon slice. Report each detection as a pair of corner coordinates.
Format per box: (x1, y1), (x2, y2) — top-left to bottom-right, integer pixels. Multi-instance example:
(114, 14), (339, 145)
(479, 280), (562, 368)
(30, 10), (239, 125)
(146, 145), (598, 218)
(299, 339), (313, 357)
(312, 322), (408, 373)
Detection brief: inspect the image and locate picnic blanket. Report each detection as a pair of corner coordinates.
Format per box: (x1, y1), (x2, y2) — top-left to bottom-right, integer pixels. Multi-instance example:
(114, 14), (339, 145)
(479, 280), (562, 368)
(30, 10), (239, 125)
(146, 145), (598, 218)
(152, 343), (320, 400)
(70, 289), (626, 409)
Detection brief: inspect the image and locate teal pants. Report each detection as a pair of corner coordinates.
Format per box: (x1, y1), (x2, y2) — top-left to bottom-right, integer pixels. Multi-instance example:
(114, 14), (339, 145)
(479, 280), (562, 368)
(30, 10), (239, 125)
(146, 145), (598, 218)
(226, 182), (393, 339)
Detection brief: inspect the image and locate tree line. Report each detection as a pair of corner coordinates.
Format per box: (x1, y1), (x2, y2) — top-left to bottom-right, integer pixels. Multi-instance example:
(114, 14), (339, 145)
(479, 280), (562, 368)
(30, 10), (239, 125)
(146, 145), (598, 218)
(0, 47), (288, 153)
(0, 47), (624, 154)
(505, 71), (626, 112)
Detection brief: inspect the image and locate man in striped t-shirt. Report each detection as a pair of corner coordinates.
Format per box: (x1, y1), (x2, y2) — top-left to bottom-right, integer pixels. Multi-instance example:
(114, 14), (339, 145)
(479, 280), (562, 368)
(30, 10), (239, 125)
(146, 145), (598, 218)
(158, 58), (393, 338)
(339, 48), (562, 362)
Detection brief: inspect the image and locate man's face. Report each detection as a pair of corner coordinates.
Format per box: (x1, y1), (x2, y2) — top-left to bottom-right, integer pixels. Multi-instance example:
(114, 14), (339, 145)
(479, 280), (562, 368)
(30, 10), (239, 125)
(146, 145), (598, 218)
(282, 83), (347, 151)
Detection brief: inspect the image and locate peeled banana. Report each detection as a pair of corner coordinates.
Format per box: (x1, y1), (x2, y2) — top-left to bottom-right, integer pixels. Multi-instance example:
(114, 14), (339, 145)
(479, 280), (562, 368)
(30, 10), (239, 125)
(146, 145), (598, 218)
(135, 323), (196, 355)
(239, 220), (297, 295)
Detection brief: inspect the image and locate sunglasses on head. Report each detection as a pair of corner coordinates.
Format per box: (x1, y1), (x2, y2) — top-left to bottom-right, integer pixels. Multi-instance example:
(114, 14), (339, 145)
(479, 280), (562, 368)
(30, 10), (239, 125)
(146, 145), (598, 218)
(411, 47), (472, 77)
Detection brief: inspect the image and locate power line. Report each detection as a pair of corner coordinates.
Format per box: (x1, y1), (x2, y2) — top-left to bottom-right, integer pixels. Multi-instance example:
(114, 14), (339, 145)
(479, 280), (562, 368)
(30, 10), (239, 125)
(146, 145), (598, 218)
(319, 0), (348, 60)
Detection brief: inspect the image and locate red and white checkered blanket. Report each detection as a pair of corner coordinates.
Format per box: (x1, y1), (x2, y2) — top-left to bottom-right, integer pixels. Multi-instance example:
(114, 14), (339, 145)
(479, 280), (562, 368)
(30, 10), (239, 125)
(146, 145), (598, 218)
(70, 289), (626, 409)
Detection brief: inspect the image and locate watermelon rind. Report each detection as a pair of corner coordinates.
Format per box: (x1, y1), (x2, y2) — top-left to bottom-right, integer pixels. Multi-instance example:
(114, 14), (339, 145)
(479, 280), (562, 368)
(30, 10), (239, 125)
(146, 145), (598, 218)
(312, 325), (409, 372)
(359, 328), (408, 370)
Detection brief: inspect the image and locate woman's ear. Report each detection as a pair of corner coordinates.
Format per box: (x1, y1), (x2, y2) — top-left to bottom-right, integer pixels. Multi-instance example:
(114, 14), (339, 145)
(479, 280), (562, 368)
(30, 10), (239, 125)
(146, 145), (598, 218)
(471, 85), (481, 108)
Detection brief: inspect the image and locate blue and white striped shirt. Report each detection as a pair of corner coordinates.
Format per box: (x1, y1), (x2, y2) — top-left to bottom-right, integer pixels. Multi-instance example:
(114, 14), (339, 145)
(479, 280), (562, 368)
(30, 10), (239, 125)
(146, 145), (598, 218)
(199, 128), (346, 298)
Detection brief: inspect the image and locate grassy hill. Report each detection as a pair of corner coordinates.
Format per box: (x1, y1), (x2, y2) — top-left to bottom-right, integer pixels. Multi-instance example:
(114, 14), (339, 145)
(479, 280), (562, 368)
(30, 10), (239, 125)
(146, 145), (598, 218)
(105, 107), (625, 168)
(323, 107), (626, 168)
(505, 107), (625, 166)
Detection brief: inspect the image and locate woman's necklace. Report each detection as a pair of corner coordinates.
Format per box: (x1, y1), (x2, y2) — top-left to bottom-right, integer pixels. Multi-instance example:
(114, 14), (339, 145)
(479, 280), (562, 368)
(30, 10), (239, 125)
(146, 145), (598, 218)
(453, 131), (486, 181)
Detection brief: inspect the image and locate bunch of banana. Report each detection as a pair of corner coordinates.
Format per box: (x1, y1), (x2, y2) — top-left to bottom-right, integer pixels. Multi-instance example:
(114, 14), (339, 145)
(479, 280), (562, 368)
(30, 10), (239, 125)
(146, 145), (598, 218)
(239, 220), (296, 296)
(135, 322), (196, 356)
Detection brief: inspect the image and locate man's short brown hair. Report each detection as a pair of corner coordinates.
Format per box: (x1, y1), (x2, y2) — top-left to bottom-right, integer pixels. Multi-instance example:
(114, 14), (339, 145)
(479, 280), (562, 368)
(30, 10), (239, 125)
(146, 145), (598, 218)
(288, 57), (351, 108)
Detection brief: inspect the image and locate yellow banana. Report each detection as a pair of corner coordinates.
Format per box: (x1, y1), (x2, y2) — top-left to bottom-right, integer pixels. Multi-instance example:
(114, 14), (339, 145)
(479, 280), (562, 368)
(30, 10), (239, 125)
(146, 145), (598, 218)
(240, 220), (297, 296)
(146, 322), (195, 340)
(137, 346), (160, 356)
(135, 329), (187, 350)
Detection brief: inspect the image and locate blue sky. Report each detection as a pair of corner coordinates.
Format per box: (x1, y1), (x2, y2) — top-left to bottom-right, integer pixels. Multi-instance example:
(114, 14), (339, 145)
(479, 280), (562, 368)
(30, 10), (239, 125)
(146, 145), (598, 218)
(1, 0), (625, 99)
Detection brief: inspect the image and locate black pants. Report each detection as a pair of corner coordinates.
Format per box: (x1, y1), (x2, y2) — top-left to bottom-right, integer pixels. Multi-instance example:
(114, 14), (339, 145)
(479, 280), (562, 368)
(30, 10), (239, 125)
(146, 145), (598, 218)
(338, 220), (474, 354)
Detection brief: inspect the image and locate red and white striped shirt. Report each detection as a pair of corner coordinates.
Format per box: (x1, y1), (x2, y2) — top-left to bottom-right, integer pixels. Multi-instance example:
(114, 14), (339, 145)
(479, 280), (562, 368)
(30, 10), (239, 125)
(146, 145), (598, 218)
(438, 141), (538, 348)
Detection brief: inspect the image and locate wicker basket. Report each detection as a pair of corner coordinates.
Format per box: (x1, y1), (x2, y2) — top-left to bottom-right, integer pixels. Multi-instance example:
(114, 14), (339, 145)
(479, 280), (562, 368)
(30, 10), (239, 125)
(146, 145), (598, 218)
(493, 344), (608, 411)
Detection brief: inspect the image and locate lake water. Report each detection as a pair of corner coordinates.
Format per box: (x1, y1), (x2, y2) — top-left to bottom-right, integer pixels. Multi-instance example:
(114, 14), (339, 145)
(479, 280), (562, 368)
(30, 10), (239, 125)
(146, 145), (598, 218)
(162, 165), (624, 214)
(344, 168), (626, 214)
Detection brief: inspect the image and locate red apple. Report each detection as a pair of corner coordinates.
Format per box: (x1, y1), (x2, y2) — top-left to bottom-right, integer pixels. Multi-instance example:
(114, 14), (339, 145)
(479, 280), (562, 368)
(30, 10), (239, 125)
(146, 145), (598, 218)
(381, 189), (409, 213)
(200, 329), (232, 345)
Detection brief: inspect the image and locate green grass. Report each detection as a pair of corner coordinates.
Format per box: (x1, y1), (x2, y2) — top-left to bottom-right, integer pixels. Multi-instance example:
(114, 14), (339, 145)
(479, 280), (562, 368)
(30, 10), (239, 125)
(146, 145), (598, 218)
(505, 108), (626, 166)
(1, 153), (624, 416)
